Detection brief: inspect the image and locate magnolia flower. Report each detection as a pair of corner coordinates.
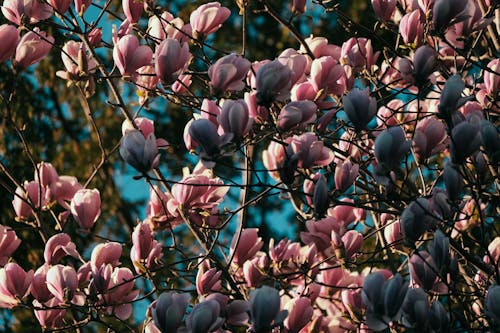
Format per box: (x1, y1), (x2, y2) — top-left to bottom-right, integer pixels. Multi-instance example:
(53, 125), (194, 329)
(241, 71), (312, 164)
(190, 2), (231, 37)
(154, 38), (191, 85)
(70, 188), (101, 230)
(0, 24), (19, 63)
(14, 28), (54, 70)
(113, 34), (153, 77)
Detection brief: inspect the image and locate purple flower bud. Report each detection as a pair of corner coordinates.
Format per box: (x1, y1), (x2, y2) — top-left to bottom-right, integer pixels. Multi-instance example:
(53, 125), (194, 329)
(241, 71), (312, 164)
(313, 174), (328, 218)
(486, 285), (500, 326)
(438, 74), (465, 120)
(208, 53), (251, 93)
(413, 117), (447, 162)
(362, 272), (408, 331)
(186, 300), (224, 333)
(334, 160), (359, 192)
(120, 130), (160, 173)
(218, 99), (252, 141)
(443, 162), (463, 201)
(342, 88), (377, 131)
(401, 287), (429, 329)
(249, 286), (286, 333)
(188, 118), (224, 167)
(429, 300), (449, 331)
(431, 189), (451, 220)
(480, 120), (500, 163)
(432, 0), (469, 33)
(401, 198), (435, 244)
(428, 229), (449, 273)
(409, 251), (438, 291)
(278, 100), (317, 131)
(256, 60), (293, 106)
(151, 292), (190, 333)
(374, 126), (411, 168)
(372, 0), (396, 21)
(450, 120), (481, 164)
(412, 45), (437, 85)
(154, 38), (191, 85)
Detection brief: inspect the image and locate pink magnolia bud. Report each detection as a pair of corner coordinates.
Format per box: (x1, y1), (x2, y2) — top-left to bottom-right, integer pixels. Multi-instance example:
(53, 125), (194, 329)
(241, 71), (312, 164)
(384, 220), (403, 245)
(196, 261), (222, 295)
(301, 217), (340, 252)
(130, 222), (163, 273)
(48, 0), (71, 13)
(74, 0), (91, 15)
(208, 53), (251, 93)
(290, 132), (334, 169)
(1, 0), (52, 25)
(149, 14), (191, 42)
(44, 233), (79, 265)
(102, 267), (139, 320)
(484, 59), (500, 94)
(284, 297), (313, 333)
(303, 173), (321, 206)
(113, 34), (153, 77)
(218, 99), (252, 140)
(0, 225), (21, 266)
(230, 228), (263, 266)
(172, 73), (192, 93)
(33, 298), (66, 328)
(310, 56), (346, 96)
(335, 159), (359, 193)
(46, 264), (78, 302)
(12, 180), (45, 219)
(14, 28), (54, 70)
(190, 2), (231, 37)
(278, 100), (318, 131)
(0, 262), (33, 308)
(122, 0), (143, 23)
(49, 175), (82, 209)
(90, 242), (122, 272)
(34, 162), (58, 188)
(292, 0), (306, 14)
(256, 60), (293, 106)
(87, 28), (102, 47)
(412, 117), (447, 162)
(278, 48), (307, 85)
(31, 264), (52, 302)
(70, 188), (101, 230)
(400, 10), (425, 46)
(371, 0), (396, 21)
(328, 199), (364, 227)
(243, 254), (267, 287)
(147, 11), (174, 40)
(245, 91), (268, 123)
(154, 38), (191, 85)
(302, 36), (341, 59)
(0, 24), (19, 63)
(341, 37), (379, 70)
(342, 230), (363, 259)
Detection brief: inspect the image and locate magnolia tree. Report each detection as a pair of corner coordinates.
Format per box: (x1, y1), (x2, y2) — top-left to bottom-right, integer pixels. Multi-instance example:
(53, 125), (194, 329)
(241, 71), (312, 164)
(0, 0), (500, 331)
